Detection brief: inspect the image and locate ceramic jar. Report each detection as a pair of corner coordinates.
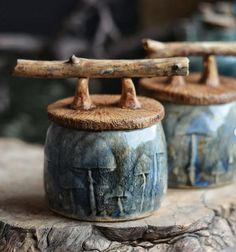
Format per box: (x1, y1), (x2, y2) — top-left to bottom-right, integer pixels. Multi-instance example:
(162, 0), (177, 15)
(44, 95), (167, 221)
(140, 75), (236, 188)
(163, 101), (236, 187)
(141, 40), (236, 188)
(13, 56), (188, 220)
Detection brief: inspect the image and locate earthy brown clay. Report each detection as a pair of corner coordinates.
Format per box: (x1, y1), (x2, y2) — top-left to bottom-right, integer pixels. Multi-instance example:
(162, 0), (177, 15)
(140, 74), (236, 105)
(119, 78), (141, 109)
(71, 78), (96, 110)
(199, 55), (220, 87)
(166, 76), (186, 87)
(47, 95), (164, 130)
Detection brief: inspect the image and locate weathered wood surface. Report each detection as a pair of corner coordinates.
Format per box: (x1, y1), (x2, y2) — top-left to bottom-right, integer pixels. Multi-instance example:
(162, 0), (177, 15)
(12, 56), (189, 78)
(1, 138), (236, 252)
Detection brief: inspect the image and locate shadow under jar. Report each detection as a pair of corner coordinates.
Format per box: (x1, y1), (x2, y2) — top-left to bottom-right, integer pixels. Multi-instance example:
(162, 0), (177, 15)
(140, 40), (236, 188)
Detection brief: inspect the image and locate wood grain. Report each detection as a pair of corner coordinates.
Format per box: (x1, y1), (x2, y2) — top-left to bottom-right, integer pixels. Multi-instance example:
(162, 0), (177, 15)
(12, 56), (189, 78)
(1, 138), (236, 252)
(47, 95), (164, 130)
(140, 74), (236, 105)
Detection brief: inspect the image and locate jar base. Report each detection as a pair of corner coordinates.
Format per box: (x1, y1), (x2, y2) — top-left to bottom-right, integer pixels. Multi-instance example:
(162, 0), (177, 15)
(48, 205), (161, 222)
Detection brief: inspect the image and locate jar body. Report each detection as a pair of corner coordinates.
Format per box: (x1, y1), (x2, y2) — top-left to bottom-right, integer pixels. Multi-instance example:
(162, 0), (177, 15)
(164, 101), (236, 188)
(44, 122), (167, 221)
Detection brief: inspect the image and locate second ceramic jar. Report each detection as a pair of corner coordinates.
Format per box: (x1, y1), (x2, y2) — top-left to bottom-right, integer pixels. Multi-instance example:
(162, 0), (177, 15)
(141, 40), (236, 188)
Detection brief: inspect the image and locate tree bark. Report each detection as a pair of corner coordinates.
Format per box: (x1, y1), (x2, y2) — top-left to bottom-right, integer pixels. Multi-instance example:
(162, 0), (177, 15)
(12, 55), (189, 78)
(143, 39), (236, 57)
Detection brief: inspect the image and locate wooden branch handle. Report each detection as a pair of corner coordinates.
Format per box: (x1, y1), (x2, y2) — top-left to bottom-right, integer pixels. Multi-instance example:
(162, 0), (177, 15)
(13, 55), (189, 78)
(143, 39), (235, 87)
(143, 39), (236, 57)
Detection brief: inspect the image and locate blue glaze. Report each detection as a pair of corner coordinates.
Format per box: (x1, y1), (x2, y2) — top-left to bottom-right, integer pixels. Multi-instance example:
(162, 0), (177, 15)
(44, 122), (167, 221)
(163, 101), (236, 188)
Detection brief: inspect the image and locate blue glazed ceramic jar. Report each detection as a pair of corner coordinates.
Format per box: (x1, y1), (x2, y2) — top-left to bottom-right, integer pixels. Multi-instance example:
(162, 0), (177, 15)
(141, 40), (236, 188)
(12, 56), (189, 220)
(140, 73), (236, 188)
(163, 101), (236, 187)
(44, 95), (167, 221)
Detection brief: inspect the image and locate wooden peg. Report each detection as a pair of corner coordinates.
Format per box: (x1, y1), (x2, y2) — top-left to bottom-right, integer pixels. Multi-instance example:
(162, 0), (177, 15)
(199, 56), (220, 87)
(71, 78), (95, 110)
(119, 78), (141, 109)
(166, 76), (186, 86)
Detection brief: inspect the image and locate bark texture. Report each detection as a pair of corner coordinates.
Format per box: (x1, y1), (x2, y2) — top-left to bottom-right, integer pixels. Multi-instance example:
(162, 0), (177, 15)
(143, 39), (236, 57)
(12, 56), (189, 79)
(1, 138), (236, 252)
(47, 95), (164, 130)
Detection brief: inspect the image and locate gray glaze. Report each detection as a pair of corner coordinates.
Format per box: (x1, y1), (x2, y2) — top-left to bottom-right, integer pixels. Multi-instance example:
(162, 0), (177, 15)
(164, 101), (236, 188)
(44, 122), (167, 221)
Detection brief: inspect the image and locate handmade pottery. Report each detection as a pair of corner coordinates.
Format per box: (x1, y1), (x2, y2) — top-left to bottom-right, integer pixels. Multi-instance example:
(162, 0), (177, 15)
(141, 40), (236, 188)
(13, 56), (189, 221)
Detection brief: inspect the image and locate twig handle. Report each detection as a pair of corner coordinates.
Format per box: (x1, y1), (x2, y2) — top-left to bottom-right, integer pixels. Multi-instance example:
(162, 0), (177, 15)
(13, 55), (190, 110)
(143, 39), (236, 57)
(13, 56), (189, 78)
(143, 39), (236, 87)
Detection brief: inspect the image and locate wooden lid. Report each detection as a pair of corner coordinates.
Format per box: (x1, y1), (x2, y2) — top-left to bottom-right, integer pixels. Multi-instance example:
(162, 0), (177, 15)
(140, 74), (236, 105)
(47, 95), (164, 130)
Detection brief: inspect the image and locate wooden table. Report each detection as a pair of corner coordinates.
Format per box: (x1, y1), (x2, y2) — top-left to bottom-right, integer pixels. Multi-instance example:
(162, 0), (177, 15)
(0, 138), (236, 252)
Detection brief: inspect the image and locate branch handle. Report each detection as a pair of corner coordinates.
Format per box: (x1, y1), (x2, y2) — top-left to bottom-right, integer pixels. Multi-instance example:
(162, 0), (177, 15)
(143, 39), (236, 87)
(13, 56), (189, 78)
(143, 39), (236, 57)
(13, 56), (189, 110)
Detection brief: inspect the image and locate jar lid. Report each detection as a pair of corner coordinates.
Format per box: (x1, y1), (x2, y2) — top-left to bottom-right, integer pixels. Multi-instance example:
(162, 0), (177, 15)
(47, 95), (164, 130)
(13, 55), (189, 130)
(142, 40), (236, 105)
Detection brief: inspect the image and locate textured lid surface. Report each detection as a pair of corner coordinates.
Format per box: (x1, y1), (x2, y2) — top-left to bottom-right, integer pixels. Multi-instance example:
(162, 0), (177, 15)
(47, 95), (164, 130)
(140, 73), (236, 105)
